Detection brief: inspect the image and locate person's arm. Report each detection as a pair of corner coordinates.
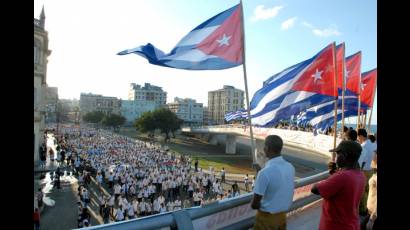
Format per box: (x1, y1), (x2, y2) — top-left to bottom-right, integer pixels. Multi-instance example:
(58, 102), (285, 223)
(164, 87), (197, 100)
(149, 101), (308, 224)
(311, 184), (320, 195)
(313, 173), (344, 199)
(250, 171), (268, 210)
(251, 193), (263, 209)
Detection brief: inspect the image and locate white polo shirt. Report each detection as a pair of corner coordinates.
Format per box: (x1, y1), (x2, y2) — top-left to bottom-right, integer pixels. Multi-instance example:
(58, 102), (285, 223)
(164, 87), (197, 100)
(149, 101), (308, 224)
(253, 156), (295, 213)
(358, 140), (376, 171)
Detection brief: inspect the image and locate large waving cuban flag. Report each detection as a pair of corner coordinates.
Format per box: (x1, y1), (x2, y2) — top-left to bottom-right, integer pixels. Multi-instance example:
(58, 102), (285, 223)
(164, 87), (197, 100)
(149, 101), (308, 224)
(117, 4), (242, 70)
(250, 43), (337, 127)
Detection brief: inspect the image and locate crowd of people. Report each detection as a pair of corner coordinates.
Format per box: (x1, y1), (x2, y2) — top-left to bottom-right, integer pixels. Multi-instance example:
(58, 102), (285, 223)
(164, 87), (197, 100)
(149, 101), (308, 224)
(40, 125), (247, 228)
(35, 123), (377, 230)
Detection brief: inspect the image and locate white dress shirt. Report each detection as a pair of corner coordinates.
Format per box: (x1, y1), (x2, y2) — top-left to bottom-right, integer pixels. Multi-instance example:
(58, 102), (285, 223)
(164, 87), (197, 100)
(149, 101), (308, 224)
(253, 156), (295, 213)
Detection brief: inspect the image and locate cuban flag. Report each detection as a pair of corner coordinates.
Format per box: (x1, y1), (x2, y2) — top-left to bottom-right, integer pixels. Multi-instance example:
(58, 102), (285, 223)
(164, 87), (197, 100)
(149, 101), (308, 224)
(225, 109), (247, 122)
(117, 4), (243, 70)
(360, 68), (377, 108)
(250, 43), (337, 127)
(296, 48), (365, 129)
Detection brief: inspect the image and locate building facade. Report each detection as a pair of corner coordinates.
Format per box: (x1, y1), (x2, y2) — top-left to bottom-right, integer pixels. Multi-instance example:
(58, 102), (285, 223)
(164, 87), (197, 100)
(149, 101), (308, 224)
(128, 83), (167, 106)
(208, 85), (244, 125)
(167, 97), (203, 125)
(80, 93), (121, 117)
(203, 106), (211, 125)
(34, 7), (51, 163)
(44, 86), (58, 123)
(120, 100), (157, 125)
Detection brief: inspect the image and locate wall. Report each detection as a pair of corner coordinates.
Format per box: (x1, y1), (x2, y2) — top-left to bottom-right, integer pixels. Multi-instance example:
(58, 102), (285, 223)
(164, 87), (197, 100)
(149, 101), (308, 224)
(182, 126), (341, 157)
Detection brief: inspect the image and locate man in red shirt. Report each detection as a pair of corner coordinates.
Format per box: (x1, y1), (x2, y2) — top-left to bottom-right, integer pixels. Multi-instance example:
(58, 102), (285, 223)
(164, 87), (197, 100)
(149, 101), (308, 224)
(311, 140), (366, 230)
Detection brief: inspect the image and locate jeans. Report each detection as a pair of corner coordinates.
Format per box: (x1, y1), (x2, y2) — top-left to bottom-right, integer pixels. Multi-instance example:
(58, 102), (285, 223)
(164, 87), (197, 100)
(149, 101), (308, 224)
(34, 221), (40, 230)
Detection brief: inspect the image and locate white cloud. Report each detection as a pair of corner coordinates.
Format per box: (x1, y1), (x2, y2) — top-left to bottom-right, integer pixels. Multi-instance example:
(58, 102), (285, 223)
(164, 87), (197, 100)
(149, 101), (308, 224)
(312, 25), (341, 37)
(301, 21), (341, 37)
(302, 21), (314, 29)
(281, 17), (297, 30)
(250, 5), (283, 22)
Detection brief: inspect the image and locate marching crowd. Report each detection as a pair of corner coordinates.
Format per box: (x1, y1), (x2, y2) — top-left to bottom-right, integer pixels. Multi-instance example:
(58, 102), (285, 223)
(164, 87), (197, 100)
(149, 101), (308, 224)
(35, 124), (377, 230)
(41, 125), (248, 228)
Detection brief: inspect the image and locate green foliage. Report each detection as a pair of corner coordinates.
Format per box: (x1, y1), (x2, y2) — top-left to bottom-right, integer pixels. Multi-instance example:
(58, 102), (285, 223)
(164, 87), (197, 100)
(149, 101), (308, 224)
(134, 111), (156, 134)
(82, 111), (105, 123)
(101, 113), (126, 127)
(134, 108), (182, 140)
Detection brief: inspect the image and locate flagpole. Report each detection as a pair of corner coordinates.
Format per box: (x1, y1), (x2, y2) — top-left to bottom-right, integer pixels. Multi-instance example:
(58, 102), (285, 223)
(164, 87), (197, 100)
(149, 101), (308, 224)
(332, 42), (338, 162)
(240, 0), (257, 170)
(341, 44), (346, 138)
(367, 107), (373, 133)
(363, 111), (368, 131)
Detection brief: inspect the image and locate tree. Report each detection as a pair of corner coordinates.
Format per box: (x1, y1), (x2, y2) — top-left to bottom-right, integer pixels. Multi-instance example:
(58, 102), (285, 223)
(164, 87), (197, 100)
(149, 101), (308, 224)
(134, 108), (182, 141)
(134, 111), (156, 136)
(82, 111), (105, 124)
(171, 117), (183, 138)
(152, 108), (182, 142)
(102, 113), (126, 130)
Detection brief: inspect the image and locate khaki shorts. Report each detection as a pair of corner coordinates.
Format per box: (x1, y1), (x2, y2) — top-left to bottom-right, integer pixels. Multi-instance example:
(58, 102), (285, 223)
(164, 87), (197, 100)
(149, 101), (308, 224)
(254, 210), (286, 230)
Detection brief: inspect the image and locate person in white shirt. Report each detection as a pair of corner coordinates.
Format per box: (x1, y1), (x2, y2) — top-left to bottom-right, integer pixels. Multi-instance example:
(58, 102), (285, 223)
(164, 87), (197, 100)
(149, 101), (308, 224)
(145, 201), (152, 216)
(108, 195), (115, 217)
(244, 174), (249, 192)
(251, 135), (295, 230)
(139, 199), (146, 216)
(160, 203), (167, 213)
(365, 150), (377, 230)
(357, 129), (376, 215)
(132, 199), (139, 217)
(173, 197), (182, 211)
(115, 206), (124, 222)
(153, 197), (160, 214)
(137, 190), (143, 202)
(127, 202), (135, 219)
(167, 201), (174, 212)
(193, 190), (201, 206)
(220, 168), (226, 183)
(114, 183), (122, 201)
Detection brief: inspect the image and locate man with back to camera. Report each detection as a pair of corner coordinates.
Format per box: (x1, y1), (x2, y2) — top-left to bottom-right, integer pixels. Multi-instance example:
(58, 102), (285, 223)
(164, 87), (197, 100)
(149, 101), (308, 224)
(311, 140), (366, 230)
(251, 135), (295, 230)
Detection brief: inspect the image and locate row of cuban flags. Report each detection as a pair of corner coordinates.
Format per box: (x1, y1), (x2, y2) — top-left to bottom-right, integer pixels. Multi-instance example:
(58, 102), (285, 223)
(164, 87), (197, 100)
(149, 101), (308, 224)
(226, 42), (377, 131)
(117, 2), (376, 131)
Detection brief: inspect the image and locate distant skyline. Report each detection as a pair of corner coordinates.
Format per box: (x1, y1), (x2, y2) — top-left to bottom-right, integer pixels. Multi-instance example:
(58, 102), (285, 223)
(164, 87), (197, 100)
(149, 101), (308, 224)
(34, 0), (376, 124)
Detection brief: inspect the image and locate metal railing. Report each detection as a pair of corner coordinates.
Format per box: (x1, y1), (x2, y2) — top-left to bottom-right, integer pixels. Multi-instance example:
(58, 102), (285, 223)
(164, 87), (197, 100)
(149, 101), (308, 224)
(80, 171), (329, 230)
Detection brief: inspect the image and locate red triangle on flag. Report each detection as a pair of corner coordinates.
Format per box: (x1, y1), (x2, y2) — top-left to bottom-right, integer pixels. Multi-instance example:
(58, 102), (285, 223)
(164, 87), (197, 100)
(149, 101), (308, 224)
(291, 43), (337, 97)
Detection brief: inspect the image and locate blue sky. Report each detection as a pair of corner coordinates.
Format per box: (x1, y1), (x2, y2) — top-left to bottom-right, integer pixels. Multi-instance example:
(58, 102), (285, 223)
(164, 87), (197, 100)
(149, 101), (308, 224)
(34, 0), (377, 124)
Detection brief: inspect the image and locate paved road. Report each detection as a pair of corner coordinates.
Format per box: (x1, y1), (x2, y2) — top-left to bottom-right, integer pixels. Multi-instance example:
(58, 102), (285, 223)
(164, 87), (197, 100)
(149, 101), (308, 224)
(218, 136), (329, 178)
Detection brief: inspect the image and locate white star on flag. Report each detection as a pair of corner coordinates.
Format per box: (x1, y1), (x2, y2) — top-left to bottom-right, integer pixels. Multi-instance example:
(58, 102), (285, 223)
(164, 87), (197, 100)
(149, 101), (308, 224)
(361, 83), (366, 90)
(311, 69), (323, 84)
(216, 34), (231, 47)
(345, 69), (350, 79)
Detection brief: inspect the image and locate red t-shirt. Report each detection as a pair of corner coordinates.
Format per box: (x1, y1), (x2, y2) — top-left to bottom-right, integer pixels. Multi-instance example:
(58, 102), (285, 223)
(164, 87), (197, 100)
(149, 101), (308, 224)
(316, 169), (365, 230)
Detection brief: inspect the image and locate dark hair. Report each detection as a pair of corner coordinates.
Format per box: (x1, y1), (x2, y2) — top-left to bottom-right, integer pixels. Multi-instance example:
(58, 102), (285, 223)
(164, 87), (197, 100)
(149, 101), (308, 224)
(343, 126), (348, 132)
(358, 129), (367, 138)
(265, 135), (283, 154)
(368, 135), (376, 143)
(346, 129), (358, 141)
